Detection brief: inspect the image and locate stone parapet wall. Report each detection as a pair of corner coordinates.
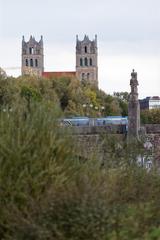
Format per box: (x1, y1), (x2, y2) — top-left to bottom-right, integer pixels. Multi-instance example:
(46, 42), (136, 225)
(68, 125), (160, 167)
(68, 125), (126, 135)
(67, 124), (160, 135)
(74, 134), (102, 160)
(146, 134), (160, 167)
(73, 132), (125, 162)
(144, 124), (160, 134)
(74, 132), (160, 168)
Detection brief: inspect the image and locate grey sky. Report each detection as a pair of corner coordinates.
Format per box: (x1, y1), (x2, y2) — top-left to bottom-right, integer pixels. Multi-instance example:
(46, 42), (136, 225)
(0, 0), (160, 97)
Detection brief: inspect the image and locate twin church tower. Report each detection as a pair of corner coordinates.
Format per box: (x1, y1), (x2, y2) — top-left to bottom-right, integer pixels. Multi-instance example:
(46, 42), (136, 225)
(22, 35), (98, 87)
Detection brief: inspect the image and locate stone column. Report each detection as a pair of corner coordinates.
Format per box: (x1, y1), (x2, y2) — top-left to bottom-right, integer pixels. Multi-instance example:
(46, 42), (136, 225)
(128, 69), (140, 140)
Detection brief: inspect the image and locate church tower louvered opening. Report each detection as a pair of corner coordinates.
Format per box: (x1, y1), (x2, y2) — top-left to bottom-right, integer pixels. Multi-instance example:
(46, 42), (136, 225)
(76, 35), (98, 87)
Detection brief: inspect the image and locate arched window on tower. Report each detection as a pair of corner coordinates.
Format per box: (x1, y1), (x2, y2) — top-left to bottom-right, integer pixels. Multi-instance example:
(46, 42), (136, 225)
(30, 59), (33, 67)
(29, 47), (34, 54)
(35, 59), (38, 67)
(85, 46), (87, 53)
(87, 73), (90, 80)
(25, 59), (28, 67)
(84, 58), (88, 66)
(90, 58), (92, 66)
(80, 58), (83, 66)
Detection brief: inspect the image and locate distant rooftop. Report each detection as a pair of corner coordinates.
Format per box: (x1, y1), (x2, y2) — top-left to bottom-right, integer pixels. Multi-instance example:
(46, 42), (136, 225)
(141, 96), (160, 100)
(42, 71), (76, 78)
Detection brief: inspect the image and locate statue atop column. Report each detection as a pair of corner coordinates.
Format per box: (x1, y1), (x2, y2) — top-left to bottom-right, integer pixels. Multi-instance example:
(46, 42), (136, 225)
(128, 69), (140, 140)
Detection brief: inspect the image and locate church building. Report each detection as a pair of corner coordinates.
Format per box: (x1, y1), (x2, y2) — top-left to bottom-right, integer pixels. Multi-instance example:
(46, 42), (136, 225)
(21, 35), (98, 87)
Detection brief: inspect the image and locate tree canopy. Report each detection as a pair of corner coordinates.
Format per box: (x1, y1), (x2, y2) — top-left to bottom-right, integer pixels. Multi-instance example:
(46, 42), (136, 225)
(0, 75), (129, 117)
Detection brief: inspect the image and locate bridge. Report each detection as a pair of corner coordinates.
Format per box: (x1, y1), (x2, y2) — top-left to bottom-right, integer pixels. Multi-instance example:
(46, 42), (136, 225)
(68, 124), (160, 167)
(69, 124), (160, 135)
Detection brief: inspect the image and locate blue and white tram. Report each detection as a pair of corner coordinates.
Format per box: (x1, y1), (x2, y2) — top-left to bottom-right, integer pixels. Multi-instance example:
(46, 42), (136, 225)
(62, 117), (89, 126)
(61, 116), (128, 131)
(95, 116), (128, 126)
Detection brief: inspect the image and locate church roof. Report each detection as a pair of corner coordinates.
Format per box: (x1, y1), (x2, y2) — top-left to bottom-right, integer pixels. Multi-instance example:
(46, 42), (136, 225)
(42, 71), (76, 78)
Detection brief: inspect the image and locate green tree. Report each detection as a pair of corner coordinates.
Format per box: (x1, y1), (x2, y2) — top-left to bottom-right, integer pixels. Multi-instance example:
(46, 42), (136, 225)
(141, 109), (160, 124)
(113, 91), (129, 116)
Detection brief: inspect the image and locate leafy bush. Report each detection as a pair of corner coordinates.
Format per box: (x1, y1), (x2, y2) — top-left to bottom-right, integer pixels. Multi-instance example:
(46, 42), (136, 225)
(0, 76), (160, 239)
(0, 103), (160, 239)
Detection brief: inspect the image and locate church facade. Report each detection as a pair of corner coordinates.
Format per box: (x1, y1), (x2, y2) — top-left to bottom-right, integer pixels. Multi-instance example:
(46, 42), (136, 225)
(21, 35), (98, 87)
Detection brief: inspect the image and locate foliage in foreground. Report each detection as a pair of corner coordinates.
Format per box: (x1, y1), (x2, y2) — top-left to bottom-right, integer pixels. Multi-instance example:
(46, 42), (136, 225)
(0, 104), (160, 240)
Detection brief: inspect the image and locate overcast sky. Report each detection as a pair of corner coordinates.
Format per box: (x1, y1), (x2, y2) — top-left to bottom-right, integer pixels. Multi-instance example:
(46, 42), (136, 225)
(0, 0), (160, 98)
